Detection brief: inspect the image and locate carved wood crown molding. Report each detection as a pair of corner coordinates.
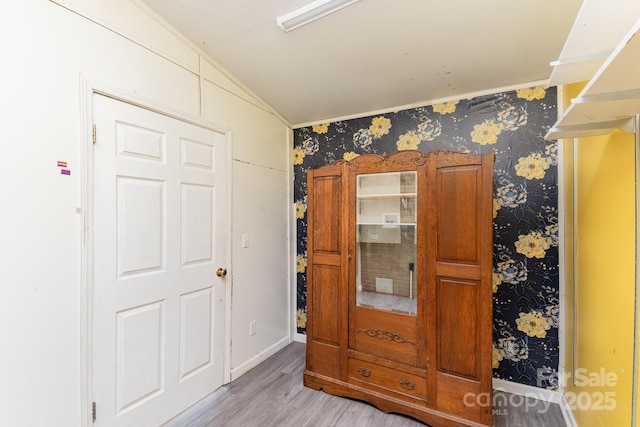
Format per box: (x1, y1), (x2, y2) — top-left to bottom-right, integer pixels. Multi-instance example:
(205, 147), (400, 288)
(356, 328), (417, 346)
(321, 159), (348, 171)
(314, 149), (492, 174)
(433, 149), (492, 167)
(346, 150), (428, 171)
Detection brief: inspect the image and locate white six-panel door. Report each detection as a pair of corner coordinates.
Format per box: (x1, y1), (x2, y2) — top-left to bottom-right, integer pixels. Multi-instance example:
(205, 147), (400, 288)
(92, 94), (227, 427)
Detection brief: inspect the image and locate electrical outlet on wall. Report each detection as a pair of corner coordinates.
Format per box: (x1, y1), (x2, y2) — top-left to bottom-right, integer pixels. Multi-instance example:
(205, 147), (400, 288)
(249, 320), (256, 336)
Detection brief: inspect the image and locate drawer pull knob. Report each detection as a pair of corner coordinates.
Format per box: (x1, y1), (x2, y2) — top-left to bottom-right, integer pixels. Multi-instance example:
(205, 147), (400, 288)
(399, 379), (415, 390)
(357, 367), (371, 377)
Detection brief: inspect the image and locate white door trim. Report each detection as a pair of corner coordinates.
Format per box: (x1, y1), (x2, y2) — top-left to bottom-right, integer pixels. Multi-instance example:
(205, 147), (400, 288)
(79, 76), (233, 426)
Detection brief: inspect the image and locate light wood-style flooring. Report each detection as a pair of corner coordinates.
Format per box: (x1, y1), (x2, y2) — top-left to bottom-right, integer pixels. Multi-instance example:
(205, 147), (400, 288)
(164, 342), (567, 427)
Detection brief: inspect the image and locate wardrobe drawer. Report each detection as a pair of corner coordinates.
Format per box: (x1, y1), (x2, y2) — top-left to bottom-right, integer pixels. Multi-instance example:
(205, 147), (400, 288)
(348, 359), (426, 401)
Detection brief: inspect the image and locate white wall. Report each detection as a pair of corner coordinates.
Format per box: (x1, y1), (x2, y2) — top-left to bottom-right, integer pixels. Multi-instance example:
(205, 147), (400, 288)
(202, 66), (293, 375)
(0, 1), (291, 425)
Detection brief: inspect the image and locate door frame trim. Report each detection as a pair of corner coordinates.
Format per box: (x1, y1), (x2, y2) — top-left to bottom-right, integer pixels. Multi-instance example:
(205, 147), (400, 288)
(79, 76), (233, 426)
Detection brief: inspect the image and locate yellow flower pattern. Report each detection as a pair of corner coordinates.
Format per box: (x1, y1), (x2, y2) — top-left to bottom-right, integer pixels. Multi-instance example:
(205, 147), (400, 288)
(516, 311), (551, 338)
(514, 153), (550, 180)
(312, 123), (329, 134)
(369, 116), (392, 137)
(343, 151), (359, 161)
(492, 272), (501, 293)
(296, 309), (307, 328)
(493, 198), (501, 219)
(296, 254), (307, 273)
(470, 120), (502, 145)
(296, 201), (307, 219)
(293, 147), (305, 165)
(515, 232), (551, 259)
(516, 86), (547, 101)
(433, 101), (458, 114)
(396, 131), (420, 151)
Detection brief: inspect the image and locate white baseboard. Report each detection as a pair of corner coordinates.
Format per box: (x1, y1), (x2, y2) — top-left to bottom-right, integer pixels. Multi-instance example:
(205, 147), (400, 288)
(492, 378), (561, 403)
(294, 333), (307, 344)
(560, 401), (578, 427)
(229, 336), (291, 381)
(492, 378), (577, 427)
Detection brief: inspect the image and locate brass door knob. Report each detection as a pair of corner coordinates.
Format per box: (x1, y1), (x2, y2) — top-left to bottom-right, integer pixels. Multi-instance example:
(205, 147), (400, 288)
(216, 268), (227, 277)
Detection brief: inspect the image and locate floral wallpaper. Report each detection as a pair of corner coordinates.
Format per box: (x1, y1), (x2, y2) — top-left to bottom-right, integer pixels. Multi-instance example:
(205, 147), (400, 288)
(293, 86), (559, 390)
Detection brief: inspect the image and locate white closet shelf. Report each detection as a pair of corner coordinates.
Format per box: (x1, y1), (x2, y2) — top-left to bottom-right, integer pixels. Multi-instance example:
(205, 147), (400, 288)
(547, 50), (611, 87)
(547, 0), (640, 88)
(546, 17), (640, 140)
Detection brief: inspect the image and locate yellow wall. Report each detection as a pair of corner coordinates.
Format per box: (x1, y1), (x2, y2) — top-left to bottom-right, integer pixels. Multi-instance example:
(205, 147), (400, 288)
(562, 83), (636, 426)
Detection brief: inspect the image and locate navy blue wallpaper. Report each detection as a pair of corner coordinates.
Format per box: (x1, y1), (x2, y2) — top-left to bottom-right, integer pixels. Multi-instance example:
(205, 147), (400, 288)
(293, 86), (559, 390)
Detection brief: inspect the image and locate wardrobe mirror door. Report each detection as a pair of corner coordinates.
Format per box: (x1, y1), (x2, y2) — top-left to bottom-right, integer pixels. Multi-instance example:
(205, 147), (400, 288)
(355, 171), (417, 315)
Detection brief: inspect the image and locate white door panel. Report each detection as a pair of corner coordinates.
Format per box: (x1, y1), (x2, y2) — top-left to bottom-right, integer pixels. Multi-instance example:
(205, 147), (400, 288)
(92, 94), (226, 427)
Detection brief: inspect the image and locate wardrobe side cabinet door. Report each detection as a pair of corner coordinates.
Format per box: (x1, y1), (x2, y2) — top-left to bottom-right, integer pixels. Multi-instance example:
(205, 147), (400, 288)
(432, 151), (494, 426)
(305, 164), (348, 379)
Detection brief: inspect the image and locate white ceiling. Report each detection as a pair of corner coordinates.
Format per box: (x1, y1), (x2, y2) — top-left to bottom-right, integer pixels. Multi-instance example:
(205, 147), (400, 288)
(139, 0), (584, 126)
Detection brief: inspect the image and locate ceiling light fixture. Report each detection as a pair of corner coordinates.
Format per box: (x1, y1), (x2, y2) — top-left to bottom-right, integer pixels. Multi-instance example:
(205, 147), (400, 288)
(276, 0), (362, 32)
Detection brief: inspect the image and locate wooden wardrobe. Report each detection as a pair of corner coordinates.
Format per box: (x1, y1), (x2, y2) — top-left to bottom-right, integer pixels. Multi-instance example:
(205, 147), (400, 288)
(303, 150), (494, 427)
